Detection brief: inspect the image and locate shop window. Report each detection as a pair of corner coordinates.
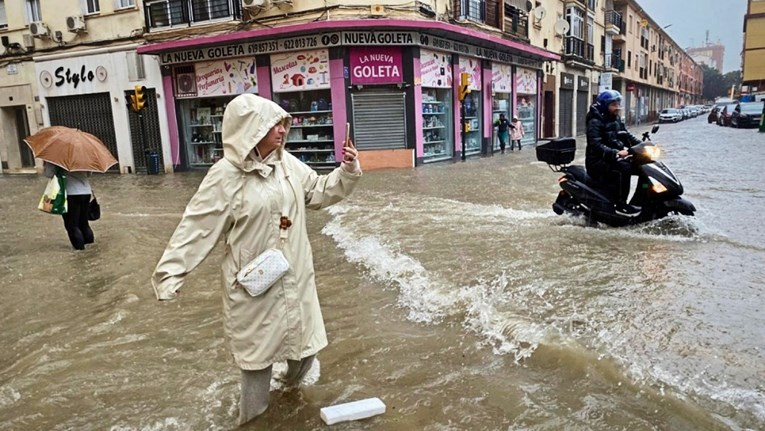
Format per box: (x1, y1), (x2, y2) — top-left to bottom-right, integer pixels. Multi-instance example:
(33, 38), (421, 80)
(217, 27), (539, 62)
(422, 88), (454, 161)
(26, 0), (41, 22)
(180, 97), (229, 167)
(274, 90), (336, 169)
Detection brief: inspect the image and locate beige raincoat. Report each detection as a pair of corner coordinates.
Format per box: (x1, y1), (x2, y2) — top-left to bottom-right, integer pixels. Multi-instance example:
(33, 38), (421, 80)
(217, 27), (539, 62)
(151, 94), (361, 370)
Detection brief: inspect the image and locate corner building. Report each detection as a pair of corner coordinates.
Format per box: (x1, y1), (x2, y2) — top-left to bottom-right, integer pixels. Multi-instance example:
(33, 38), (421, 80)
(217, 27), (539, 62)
(138, 4), (559, 170)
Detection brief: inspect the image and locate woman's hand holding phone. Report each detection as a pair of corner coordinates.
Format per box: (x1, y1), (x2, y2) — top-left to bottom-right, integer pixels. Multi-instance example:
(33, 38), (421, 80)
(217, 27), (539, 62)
(341, 122), (360, 173)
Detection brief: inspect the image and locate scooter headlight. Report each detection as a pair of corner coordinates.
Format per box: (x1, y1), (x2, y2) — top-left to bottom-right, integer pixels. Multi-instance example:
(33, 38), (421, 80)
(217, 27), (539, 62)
(644, 145), (661, 161)
(649, 177), (668, 193)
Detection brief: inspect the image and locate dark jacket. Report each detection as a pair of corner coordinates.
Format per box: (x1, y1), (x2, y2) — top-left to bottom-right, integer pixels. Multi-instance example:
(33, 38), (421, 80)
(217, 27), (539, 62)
(585, 104), (641, 178)
(494, 117), (512, 133)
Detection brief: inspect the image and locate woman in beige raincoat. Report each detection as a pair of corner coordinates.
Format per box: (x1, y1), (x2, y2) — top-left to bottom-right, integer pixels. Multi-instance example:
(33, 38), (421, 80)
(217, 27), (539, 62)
(151, 94), (361, 425)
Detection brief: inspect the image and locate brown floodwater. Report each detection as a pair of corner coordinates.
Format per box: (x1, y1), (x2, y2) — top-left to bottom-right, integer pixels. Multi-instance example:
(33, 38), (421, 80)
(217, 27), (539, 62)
(1, 119), (764, 430)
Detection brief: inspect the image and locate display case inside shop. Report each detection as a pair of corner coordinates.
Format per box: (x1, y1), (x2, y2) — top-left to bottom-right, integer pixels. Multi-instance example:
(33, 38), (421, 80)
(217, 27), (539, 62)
(273, 90), (336, 169)
(179, 96), (232, 167)
(422, 88), (453, 162)
(462, 92), (482, 156)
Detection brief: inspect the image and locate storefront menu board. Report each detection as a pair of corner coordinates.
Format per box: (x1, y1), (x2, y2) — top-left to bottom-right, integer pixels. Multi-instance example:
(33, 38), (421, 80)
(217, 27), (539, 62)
(515, 67), (537, 95)
(271, 49), (330, 93)
(492, 63), (513, 93)
(458, 57), (481, 91)
(420, 49), (453, 88)
(195, 57), (258, 97)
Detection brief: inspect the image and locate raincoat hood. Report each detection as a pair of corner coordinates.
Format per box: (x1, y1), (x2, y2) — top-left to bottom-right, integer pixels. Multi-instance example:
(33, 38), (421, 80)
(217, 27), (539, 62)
(222, 94), (292, 171)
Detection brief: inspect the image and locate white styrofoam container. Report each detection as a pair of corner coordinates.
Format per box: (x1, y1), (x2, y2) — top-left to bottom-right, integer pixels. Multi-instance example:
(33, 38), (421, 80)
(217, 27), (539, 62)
(320, 397), (386, 425)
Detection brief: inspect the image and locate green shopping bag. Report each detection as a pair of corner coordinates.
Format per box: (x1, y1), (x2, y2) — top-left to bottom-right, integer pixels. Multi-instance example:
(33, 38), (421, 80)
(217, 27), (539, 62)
(38, 168), (67, 214)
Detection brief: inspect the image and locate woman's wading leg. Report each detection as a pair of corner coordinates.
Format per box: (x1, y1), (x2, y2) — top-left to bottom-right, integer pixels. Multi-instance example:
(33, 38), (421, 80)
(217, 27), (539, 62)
(283, 355), (316, 387)
(239, 366), (272, 425)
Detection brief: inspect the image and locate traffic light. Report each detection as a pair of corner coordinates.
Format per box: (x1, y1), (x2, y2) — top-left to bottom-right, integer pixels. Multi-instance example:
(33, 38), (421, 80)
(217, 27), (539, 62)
(458, 72), (471, 102)
(133, 85), (147, 112)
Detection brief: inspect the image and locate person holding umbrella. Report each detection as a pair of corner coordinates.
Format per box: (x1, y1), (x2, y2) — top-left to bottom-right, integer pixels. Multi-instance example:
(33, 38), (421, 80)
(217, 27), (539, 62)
(25, 126), (118, 250)
(42, 162), (93, 250)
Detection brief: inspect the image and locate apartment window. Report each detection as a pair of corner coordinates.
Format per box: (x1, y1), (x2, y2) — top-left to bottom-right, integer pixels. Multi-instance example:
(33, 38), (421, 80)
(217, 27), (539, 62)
(147, 0), (184, 27)
(82, 0), (100, 14)
(567, 6), (585, 39)
(628, 14), (632, 33)
(462, 0), (486, 23)
(0, 1), (7, 30)
(26, 0), (42, 22)
(627, 51), (631, 68)
(587, 0), (597, 9)
(191, 0), (231, 22)
(115, 0), (135, 8)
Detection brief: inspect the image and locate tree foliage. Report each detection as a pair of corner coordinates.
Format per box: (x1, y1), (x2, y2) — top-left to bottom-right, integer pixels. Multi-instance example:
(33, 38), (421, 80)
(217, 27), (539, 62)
(702, 64), (742, 100)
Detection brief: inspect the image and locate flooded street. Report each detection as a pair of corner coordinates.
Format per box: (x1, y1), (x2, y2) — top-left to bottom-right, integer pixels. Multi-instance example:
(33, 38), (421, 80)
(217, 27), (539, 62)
(1, 117), (764, 430)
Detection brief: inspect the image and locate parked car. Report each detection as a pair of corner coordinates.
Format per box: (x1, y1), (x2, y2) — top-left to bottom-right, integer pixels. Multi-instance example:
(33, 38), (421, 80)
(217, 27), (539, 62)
(717, 104), (738, 126)
(730, 102), (764, 128)
(659, 108), (683, 123)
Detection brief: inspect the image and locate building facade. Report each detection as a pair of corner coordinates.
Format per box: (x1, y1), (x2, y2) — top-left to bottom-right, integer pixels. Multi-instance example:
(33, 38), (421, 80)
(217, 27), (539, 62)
(0, 0), (173, 174)
(742, 0), (765, 97)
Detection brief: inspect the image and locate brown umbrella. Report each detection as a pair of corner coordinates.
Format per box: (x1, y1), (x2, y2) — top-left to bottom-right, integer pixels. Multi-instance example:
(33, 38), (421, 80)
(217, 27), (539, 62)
(25, 126), (118, 172)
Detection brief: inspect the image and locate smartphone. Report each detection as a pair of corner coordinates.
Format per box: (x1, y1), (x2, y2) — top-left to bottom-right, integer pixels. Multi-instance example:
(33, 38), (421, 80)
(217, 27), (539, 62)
(345, 122), (351, 146)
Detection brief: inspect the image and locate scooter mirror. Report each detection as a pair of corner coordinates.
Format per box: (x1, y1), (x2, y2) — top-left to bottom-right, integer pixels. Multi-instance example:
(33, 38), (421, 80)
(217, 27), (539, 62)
(651, 125), (660, 134)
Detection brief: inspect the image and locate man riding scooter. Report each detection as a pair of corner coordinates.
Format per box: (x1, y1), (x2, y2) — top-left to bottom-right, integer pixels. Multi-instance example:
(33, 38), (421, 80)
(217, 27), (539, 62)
(585, 90), (642, 216)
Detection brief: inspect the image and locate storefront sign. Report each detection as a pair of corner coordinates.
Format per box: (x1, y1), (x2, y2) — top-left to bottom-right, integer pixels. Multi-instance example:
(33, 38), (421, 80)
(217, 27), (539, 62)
(160, 34), (342, 65)
(420, 49), (452, 88)
(577, 76), (590, 92)
(54, 65), (97, 89)
(195, 57), (258, 97)
(560, 72), (575, 90)
(349, 47), (403, 85)
(271, 49), (330, 93)
(459, 57), (481, 91)
(158, 32), (544, 70)
(418, 34), (543, 68)
(342, 31), (416, 46)
(492, 63), (513, 93)
(516, 67), (538, 94)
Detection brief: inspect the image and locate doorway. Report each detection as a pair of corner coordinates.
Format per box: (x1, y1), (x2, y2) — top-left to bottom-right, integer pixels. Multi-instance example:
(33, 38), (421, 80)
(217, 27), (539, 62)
(15, 107), (34, 167)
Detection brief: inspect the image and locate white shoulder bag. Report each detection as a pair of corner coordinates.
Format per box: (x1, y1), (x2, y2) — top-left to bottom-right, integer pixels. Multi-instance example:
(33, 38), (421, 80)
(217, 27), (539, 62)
(236, 162), (294, 297)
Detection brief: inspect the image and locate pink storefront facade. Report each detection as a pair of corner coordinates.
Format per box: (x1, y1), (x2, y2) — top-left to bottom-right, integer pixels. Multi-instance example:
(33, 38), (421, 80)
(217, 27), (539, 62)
(137, 20), (559, 170)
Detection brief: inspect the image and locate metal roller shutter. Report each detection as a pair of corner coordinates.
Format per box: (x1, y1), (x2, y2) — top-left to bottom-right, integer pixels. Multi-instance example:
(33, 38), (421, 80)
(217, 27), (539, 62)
(351, 90), (407, 150)
(576, 90), (589, 135)
(559, 89), (574, 137)
(47, 93), (119, 171)
(125, 88), (164, 172)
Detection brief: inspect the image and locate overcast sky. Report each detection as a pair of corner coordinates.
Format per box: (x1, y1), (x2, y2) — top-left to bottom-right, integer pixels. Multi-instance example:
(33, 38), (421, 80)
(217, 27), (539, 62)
(634, 0), (747, 73)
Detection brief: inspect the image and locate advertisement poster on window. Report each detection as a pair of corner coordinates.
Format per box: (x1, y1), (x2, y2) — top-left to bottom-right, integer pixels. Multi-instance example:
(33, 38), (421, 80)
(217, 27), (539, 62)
(420, 49), (452, 88)
(195, 58), (258, 97)
(270, 49), (330, 93)
(515, 67), (537, 95)
(492, 63), (513, 93)
(458, 57), (481, 90)
(349, 46), (403, 85)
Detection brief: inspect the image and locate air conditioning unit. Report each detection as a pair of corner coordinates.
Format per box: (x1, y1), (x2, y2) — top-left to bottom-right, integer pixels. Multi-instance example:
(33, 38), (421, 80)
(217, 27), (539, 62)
(22, 34), (35, 49)
(29, 21), (50, 38)
(176, 72), (197, 95)
(242, 0), (268, 8)
(66, 15), (87, 33)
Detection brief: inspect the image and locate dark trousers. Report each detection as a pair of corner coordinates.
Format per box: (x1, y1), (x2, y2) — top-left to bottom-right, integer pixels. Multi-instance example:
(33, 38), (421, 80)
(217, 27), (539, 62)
(511, 139), (522, 150)
(61, 194), (93, 250)
(590, 159), (637, 204)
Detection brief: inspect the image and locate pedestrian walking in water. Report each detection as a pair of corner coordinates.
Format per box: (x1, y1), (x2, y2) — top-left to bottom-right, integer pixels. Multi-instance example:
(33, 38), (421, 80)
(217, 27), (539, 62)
(43, 161), (94, 250)
(509, 116), (524, 151)
(493, 113), (512, 154)
(151, 94), (362, 426)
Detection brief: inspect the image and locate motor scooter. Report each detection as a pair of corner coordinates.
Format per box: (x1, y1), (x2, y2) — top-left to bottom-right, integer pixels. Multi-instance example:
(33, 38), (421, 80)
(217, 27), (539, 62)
(536, 126), (695, 227)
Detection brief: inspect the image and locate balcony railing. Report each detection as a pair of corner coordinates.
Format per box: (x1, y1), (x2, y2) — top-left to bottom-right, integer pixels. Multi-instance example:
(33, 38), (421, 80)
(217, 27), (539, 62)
(564, 36), (595, 63)
(605, 10), (623, 30)
(603, 53), (624, 72)
(145, 0), (241, 29)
